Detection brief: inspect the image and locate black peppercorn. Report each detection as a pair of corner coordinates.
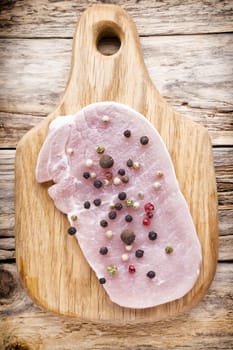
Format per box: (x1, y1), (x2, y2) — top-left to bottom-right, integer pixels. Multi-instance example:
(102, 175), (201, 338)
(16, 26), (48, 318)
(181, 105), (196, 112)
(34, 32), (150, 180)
(84, 201), (91, 209)
(148, 231), (157, 240)
(99, 154), (114, 168)
(123, 130), (131, 138)
(83, 172), (90, 179)
(67, 227), (76, 235)
(140, 136), (149, 145)
(99, 277), (106, 284)
(120, 229), (136, 245)
(121, 175), (129, 183)
(127, 159), (133, 167)
(118, 192), (127, 200)
(125, 214), (133, 222)
(93, 198), (101, 206)
(108, 211), (117, 220)
(135, 249), (144, 258)
(115, 203), (123, 211)
(99, 247), (108, 255)
(100, 220), (108, 228)
(147, 271), (156, 279)
(118, 168), (126, 176)
(94, 179), (103, 188)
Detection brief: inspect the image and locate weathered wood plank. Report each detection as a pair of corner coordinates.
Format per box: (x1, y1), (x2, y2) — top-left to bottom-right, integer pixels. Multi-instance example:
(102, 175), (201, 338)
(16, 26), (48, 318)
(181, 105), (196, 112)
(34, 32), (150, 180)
(0, 237), (15, 260)
(218, 235), (233, 261)
(1, 110), (232, 148)
(0, 112), (43, 147)
(0, 0), (232, 38)
(0, 34), (232, 120)
(219, 207), (233, 237)
(0, 263), (232, 349)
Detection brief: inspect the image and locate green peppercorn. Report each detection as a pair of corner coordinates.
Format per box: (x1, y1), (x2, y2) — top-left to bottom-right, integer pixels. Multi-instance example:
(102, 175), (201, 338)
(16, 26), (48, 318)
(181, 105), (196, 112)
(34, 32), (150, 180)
(96, 145), (105, 154)
(165, 246), (173, 254)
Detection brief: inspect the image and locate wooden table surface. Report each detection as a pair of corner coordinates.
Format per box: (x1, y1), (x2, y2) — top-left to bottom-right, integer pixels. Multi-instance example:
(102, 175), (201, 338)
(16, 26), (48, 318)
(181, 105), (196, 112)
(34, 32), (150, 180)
(0, 1), (232, 349)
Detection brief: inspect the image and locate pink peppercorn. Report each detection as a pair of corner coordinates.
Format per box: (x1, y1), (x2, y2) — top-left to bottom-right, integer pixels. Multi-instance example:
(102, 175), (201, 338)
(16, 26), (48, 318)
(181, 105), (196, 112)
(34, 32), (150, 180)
(143, 217), (151, 226)
(128, 264), (136, 273)
(144, 202), (155, 212)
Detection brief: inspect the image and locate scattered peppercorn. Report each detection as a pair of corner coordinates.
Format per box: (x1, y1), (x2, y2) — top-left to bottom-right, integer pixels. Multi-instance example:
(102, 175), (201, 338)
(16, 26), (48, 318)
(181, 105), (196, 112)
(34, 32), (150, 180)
(128, 264), (136, 273)
(115, 203), (123, 211)
(148, 231), (158, 240)
(121, 175), (129, 183)
(100, 220), (108, 228)
(71, 215), (77, 221)
(93, 179), (103, 188)
(147, 212), (154, 219)
(105, 230), (113, 238)
(127, 159), (133, 167)
(67, 227), (76, 235)
(125, 214), (133, 222)
(99, 154), (114, 168)
(99, 247), (108, 255)
(153, 181), (161, 190)
(86, 159), (93, 167)
(96, 145), (105, 154)
(120, 229), (136, 245)
(144, 202), (155, 212)
(147, 271), (156, 279)
(102, 115), (110, 122)
(135, 249), (144, 258)
(83, 172), (90, 179)
(118, 192), (127, 200)
(93, 198), (101, 206)
(107, 265), (118, 275)
(140, 136), (149, 145)
(84, 201), (91, 209)
(99, 277), (106, 284)
(125, 199), (134, 207)
(165, 246), (173, 254)
(123, 130), (131, 138)
(118, 168), (126, 176)
(113, 177), (121, 185)
(143, 217), (151, 226)
(108, 211), (117, 220)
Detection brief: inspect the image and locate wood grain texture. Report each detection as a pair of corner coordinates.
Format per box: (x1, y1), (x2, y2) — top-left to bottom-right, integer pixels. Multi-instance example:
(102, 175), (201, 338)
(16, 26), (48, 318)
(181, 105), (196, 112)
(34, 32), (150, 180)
(1, 263), (232, 349)
(1, 34), (232, 116)
(15, 5), (218, 322)
(0, 0), (232, 37)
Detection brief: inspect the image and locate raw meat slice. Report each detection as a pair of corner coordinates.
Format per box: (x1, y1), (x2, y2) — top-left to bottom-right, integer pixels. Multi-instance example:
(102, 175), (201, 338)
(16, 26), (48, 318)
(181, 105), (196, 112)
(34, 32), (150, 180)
(36, 102), (202, 309)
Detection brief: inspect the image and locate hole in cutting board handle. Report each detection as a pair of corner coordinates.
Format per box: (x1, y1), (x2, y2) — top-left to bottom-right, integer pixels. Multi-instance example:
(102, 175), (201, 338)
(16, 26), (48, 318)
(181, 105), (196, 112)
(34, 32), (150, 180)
(96, 23), (122, 56)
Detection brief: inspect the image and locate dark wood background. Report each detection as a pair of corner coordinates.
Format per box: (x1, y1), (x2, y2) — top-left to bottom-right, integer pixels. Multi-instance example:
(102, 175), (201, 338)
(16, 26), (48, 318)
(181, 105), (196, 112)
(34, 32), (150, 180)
(0, 1), (232, 349)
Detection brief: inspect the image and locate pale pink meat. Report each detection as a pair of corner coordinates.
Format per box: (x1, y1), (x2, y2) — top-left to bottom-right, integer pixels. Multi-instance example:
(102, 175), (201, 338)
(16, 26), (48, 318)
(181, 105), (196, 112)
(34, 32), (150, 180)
(36, 102), (202, 309)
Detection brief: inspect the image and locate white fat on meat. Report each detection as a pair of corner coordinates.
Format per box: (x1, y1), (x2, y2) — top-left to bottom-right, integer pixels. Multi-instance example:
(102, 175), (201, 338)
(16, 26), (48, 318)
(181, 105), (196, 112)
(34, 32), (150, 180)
(35, 102), (202, 309)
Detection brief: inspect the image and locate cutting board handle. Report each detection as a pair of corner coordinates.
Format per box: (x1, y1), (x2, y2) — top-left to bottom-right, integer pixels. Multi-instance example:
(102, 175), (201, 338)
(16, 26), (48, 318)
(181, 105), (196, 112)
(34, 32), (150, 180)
(59, 4), (160, 114)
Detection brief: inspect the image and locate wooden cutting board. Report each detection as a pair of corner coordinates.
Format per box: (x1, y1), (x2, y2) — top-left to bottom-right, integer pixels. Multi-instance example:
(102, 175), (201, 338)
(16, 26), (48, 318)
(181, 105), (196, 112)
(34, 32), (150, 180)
(15, 4), (218, 322)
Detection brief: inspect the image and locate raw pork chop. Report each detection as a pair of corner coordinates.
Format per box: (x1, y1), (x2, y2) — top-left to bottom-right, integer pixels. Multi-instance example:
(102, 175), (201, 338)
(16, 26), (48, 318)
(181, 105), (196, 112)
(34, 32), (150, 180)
(36, 102), (202, 309)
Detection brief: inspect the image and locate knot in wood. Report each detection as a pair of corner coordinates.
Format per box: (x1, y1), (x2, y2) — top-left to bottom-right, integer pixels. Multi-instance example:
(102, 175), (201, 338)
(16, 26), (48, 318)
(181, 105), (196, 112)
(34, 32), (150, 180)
(0, 268), (16, 298)
(5, 340), (32, 350)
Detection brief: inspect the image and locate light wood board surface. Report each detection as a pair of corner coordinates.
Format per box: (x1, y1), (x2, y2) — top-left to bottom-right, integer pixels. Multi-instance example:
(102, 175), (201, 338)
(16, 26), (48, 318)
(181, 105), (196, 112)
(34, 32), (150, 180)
(14, 4), (218, 322)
